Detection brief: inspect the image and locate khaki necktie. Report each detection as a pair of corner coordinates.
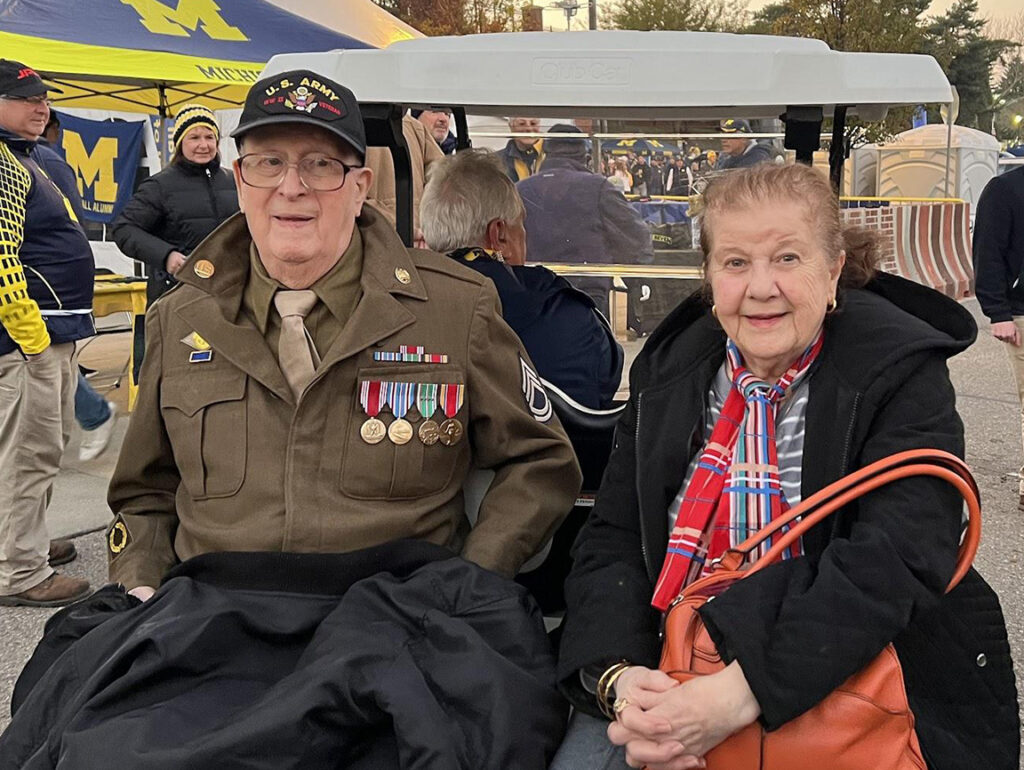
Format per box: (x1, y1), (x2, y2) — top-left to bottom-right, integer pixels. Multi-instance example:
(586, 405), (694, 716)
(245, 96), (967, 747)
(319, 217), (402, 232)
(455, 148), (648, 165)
(273, 289), (319, 400)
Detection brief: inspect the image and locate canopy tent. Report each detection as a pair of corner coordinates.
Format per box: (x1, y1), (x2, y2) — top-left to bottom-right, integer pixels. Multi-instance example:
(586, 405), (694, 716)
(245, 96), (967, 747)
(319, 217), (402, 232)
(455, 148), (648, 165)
(0, 0), (373, 116)
(602, 138), (683, 156)
(265, 0), (422, 50)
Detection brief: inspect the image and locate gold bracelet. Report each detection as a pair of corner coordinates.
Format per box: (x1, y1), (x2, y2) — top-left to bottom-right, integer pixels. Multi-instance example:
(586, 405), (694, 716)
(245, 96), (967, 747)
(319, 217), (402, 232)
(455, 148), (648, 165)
(596, 660), (632, 718)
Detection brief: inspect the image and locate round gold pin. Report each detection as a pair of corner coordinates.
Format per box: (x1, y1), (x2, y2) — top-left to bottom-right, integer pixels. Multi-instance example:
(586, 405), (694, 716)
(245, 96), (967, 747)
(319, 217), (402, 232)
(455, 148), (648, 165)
(193, 259), (216, 279)
(418, 419), (441, 446)
(360, 417), (387, 444)
(388, 418), (414, 445)
(439, 418), (464, 446)
(395, 267), (411, 285)
(108, 522), (128, 554)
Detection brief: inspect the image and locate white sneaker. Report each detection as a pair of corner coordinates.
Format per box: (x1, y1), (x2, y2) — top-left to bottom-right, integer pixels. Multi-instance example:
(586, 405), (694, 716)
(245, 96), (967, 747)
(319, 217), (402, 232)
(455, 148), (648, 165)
(79, 402), (118, 461)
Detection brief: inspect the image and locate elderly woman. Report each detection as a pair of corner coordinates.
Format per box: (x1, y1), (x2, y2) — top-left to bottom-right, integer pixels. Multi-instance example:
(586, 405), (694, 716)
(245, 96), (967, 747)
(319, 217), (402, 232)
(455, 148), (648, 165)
(553, 164), (1018, 769)
(113, 104), (238, 303)
(420, 148), (623, 409)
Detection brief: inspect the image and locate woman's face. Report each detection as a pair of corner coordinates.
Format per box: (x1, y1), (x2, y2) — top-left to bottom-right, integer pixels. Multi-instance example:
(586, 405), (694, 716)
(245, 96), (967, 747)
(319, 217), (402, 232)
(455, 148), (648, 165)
(181, 126), (218, 164)
(706, 199), (843, 381)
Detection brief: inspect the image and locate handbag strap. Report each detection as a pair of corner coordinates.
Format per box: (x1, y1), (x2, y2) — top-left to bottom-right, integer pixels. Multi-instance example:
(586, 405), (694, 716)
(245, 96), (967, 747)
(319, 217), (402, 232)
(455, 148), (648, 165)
(711, 449), (980, 594)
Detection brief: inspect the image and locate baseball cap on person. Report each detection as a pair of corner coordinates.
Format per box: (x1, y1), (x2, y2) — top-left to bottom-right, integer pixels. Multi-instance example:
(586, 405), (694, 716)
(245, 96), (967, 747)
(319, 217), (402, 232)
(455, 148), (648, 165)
(721, 119), (752, 134)
(0, 59), (63, 98)
(231, 69), (366, 162)
(544, 124), (589, 158)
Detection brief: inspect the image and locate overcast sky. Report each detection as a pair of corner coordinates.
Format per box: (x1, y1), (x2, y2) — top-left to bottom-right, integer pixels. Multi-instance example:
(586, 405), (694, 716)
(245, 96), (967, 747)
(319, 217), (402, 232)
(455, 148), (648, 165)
(744, 0), (1021, 22)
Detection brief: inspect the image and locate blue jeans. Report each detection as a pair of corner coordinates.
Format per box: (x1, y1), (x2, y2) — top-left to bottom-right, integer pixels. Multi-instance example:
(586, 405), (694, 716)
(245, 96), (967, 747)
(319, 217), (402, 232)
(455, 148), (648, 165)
(74, 371), (110, 431)
(549, 711), (629, 769)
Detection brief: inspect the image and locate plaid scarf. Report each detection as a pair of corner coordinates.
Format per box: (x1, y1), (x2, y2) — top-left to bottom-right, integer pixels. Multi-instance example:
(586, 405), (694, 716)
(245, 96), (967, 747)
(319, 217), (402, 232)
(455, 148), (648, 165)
(651, 330), (824, 611)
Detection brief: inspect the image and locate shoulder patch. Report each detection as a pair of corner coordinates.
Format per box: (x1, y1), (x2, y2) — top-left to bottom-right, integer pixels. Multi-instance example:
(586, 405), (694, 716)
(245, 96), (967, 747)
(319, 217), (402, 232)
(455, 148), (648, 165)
(520, 356), (552, 422)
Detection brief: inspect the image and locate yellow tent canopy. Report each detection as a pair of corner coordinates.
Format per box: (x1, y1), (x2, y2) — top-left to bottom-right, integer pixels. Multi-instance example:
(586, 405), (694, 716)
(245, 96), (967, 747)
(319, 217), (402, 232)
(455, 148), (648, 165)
(0, 0), (374, 116)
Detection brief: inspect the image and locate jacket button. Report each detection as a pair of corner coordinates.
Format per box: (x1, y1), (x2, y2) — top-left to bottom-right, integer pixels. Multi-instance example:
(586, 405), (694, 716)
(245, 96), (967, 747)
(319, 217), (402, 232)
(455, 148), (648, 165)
(976, 653), (987, 667)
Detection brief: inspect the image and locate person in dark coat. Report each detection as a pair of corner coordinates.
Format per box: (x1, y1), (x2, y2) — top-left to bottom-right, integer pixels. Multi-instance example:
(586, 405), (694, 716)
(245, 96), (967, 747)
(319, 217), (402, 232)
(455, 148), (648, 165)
(716, 118), (774, 171)
(972, 166), (1024, 509)
(421, 148), (623, 409)
(552, 164), (1018, 770)
(516, 125), (653, 319)
(112, 104), (238, 304)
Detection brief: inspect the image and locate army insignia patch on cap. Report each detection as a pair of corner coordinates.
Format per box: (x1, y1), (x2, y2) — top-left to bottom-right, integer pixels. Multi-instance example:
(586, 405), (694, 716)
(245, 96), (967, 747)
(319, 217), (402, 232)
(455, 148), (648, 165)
(520, 356), (552, 422)
(108, 516), (131, 556)
(261, 76), (344, 121)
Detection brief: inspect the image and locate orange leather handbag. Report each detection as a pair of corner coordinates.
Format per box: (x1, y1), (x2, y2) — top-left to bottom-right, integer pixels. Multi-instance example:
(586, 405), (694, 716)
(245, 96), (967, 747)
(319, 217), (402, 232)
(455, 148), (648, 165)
(658, 449), (981, 770)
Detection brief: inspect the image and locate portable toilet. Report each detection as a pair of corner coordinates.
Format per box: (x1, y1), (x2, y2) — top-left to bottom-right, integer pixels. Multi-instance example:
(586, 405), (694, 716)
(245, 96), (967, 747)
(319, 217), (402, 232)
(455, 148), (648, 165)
(877, 124), (999, 207)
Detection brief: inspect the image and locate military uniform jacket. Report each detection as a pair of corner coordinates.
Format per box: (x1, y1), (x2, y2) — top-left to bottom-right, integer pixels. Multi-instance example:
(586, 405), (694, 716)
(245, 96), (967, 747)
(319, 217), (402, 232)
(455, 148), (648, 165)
(107, 206), (581, 589)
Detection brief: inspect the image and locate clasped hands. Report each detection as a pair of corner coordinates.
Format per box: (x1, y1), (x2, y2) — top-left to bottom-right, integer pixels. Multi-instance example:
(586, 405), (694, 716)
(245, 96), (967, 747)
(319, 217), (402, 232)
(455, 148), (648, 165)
(607, 661), (761, 770)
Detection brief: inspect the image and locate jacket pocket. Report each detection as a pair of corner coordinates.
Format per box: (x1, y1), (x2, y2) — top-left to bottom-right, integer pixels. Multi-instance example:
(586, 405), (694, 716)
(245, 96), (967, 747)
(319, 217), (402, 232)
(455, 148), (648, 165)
(339, 364), (468, 500)
(161, 369), (248, 500)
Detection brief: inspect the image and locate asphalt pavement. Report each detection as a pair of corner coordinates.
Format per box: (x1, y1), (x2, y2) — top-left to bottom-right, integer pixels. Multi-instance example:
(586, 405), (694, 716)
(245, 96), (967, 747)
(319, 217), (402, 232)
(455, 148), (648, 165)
(1, 299), (1022, 751)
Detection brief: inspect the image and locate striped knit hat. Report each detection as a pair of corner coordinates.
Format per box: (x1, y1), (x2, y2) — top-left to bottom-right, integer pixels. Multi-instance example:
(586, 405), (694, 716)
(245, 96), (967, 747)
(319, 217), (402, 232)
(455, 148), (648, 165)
(173, 104), (219, 148)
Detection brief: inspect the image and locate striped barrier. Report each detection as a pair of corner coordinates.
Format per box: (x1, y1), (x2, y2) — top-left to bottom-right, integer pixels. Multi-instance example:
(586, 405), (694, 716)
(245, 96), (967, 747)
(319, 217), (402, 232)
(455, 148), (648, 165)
(841, 201), (973, 299)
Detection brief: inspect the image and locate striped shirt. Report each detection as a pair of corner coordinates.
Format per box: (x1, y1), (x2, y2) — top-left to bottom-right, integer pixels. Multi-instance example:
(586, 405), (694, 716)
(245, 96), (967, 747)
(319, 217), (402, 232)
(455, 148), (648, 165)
(668, 362), (811, 532)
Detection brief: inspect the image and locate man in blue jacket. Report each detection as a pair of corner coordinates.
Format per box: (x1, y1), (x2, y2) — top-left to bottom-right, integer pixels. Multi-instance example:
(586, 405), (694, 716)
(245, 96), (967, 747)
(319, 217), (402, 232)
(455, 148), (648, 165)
(421, 149), (624, 408)
(516, 125), (653, 319)
(973, 165), (1024, 510)
(0, 59), (94, 607)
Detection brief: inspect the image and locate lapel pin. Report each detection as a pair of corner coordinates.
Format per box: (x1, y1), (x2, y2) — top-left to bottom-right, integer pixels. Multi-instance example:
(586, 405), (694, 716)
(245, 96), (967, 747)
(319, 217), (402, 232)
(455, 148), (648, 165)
(193, 259), (215, 279)
(394, 267), (411, 285)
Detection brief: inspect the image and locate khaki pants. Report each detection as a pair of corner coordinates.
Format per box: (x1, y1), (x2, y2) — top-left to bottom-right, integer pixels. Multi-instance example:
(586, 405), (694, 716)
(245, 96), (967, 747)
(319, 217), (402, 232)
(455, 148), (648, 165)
(0, 343), (77, 595)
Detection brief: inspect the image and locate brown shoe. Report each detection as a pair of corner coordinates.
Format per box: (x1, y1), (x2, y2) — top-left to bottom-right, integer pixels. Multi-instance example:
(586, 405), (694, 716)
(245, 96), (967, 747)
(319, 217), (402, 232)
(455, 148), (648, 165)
(0, 573), (91, 607)
(48, 539), (77, 566)
(1018, 494), (1024, 512)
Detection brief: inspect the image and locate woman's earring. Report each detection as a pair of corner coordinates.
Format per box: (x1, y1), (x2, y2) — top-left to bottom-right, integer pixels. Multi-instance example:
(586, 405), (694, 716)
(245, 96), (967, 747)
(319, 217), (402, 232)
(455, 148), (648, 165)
(827, 297), (838, 313)
(711, 304), (718, 318)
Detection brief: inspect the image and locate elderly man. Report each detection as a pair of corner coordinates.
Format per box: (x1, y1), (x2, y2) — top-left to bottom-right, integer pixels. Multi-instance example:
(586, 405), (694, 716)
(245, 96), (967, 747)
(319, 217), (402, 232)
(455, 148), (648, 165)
(716, 118), (773, 170)
(0, 60), (94, 607)
(421, 149), (623, 409)
(411, 107), (456, 155)
(107, 69), (581, 599)
(502, 116), (542, 181)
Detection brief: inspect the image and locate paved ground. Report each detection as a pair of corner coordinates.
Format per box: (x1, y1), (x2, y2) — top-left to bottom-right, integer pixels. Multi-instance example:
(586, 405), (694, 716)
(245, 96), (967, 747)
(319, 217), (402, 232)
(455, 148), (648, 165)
(1, 301), (1023, 749)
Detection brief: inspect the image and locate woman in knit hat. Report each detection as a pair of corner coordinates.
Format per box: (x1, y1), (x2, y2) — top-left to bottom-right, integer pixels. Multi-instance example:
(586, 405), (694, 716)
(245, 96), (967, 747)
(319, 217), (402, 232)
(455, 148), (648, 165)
(112, 103), (239, 303)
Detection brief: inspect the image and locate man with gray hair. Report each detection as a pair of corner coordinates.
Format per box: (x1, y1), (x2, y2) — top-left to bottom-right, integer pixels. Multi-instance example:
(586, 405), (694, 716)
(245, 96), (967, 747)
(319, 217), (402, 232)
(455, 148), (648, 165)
(422, 149), (623, 408)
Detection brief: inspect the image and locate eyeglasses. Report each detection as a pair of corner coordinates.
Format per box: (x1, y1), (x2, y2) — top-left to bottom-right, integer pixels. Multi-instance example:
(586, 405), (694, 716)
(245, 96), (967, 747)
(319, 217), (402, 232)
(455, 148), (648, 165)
(1, 95), (52, 107)
(237, 152), (359, 192)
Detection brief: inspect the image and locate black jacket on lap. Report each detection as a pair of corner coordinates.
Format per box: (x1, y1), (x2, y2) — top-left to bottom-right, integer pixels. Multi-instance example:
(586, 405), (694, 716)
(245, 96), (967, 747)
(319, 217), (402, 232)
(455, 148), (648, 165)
(2, 543), (567, 770)
(558, 273), (1019, 770)
(112, 157), (238, 303)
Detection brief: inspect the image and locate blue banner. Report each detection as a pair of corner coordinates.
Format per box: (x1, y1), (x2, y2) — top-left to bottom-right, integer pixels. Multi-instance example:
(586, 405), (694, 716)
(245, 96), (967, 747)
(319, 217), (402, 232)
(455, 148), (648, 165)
(53, 114), (145, 224)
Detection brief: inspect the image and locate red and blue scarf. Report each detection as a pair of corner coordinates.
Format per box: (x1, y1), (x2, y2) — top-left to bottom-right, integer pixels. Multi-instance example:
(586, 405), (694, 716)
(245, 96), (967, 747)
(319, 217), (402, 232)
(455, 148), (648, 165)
(651, 330), (824, 611)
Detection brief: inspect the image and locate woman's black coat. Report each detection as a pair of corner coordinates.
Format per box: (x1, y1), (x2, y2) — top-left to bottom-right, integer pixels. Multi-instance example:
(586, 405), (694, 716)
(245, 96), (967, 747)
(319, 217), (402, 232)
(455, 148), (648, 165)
(558, 273), (1019, 769)
(112, 157), (238, 302)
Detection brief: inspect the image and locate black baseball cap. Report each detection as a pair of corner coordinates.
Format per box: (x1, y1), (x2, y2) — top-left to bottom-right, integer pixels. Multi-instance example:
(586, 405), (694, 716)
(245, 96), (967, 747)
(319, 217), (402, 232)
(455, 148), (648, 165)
(721, 119), (752, 134)
(0, 59), (63, 98)
(231, 70), (365, 161)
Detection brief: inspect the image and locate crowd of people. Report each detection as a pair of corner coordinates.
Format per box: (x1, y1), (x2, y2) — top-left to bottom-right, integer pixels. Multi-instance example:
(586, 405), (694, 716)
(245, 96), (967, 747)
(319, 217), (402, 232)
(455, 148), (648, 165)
(0, 57), (1018, 770)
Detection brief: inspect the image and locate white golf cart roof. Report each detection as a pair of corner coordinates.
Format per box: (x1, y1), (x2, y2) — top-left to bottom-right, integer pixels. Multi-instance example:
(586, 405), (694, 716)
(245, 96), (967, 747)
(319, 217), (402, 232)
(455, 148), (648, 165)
(262, 30), (953, 120)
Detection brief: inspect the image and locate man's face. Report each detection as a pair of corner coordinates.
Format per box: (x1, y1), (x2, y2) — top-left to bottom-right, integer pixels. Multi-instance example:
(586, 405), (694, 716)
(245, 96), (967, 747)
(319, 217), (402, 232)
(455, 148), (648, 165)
(0, 95), (50, 141)
(416, 110), (451, 144)
(234, 124), (373, 283)
(721, 136), (749, 157)
(509, 117), (540, 151)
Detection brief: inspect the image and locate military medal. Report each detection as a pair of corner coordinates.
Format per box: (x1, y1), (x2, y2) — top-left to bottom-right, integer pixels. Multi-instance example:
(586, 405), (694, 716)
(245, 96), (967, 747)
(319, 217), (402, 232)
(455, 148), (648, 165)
(359, 381), (386, 444)
(438, 383), (465, 446)
(416, 383), (440, 445)
(385, 381), (415, 445)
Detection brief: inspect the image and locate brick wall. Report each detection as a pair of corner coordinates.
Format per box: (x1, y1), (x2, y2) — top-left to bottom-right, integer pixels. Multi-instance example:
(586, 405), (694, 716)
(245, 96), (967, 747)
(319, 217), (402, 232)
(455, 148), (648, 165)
(840, 201), (973, 298)
(840, 206), (897, 274)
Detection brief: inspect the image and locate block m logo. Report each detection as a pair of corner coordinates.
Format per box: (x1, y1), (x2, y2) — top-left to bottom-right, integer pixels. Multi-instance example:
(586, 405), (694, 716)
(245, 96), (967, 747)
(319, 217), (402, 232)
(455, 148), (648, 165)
(61, 131), (119, 203)
(121, 0), (248, 41)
